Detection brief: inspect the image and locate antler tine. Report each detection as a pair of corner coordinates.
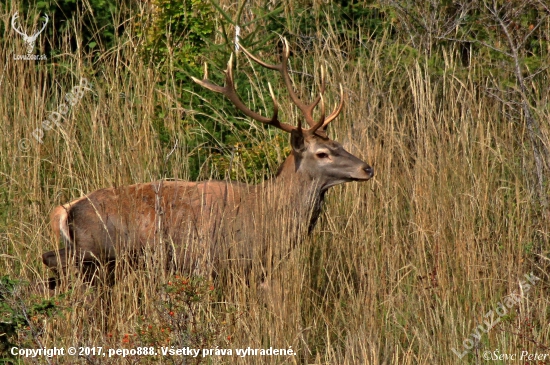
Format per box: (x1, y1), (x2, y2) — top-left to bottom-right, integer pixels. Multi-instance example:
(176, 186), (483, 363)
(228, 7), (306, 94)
(203, 62), (209, 80)
(267, 82), (279, 123)
(39, 14), (49, 33)
(278, 38), (319, 128)
(239, 43), (279, 71)
(309, 83), (344, 135)
(307, 65), (327, 116)
(191, 62), (224, 94)
(319, 94), (325, 123)
(191, 54), (295, 133)
(321, 83), (345, 130)
(308, 94), (326, 135)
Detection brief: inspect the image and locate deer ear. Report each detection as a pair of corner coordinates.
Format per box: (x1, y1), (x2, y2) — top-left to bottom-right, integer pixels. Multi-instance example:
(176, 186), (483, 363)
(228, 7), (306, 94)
(290, 129), (306, 154)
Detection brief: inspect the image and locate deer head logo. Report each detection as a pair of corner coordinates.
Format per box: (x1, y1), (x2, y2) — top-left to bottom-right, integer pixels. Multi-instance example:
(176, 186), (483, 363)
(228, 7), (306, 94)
(11, 12), (49, 54)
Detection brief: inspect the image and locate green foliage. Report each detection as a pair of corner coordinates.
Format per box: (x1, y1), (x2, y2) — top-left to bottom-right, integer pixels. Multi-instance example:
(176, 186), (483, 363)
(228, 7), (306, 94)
(137, 0), (292, 181)
(5, 0), (548, 183)
(210, 134), (290, 181)
(137, 0), (216, 71)
(0, 277), (61, 361)
(134, 0), (548, 182)
(130, 276), (228, 360)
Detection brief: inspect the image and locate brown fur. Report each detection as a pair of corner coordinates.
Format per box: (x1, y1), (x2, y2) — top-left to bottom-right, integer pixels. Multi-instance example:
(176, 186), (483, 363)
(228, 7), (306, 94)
(43, 135), (373, 285)
(44, 41), (375, 285)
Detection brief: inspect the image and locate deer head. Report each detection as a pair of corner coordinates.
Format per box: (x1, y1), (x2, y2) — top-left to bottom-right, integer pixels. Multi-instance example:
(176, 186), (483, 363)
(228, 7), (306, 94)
(191, 38), (373, 193)
(11, 12), (49, 54)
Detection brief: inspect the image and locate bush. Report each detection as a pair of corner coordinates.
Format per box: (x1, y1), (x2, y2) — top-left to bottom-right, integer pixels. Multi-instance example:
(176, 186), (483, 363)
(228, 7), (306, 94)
(0, 277), (62, 361)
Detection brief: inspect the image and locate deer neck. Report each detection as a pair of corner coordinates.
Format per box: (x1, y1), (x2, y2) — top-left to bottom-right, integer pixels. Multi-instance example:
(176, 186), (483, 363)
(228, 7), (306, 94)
(262, 153), (326, 233)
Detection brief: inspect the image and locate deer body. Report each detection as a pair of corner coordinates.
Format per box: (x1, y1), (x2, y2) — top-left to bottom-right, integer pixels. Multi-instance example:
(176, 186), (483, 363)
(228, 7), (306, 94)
(42, 40), (373, 285)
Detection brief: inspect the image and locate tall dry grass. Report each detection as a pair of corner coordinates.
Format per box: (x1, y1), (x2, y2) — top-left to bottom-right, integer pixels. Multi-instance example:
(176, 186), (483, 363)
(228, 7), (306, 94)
(1, 2), (549, 364)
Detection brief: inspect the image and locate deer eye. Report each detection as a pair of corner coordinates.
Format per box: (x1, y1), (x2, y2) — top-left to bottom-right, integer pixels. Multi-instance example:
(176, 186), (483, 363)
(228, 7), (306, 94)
(316, 152), (329, 159)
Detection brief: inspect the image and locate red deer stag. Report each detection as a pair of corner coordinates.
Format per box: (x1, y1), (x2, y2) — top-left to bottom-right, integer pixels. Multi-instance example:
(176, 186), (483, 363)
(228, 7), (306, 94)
(42, 39), (374, 288)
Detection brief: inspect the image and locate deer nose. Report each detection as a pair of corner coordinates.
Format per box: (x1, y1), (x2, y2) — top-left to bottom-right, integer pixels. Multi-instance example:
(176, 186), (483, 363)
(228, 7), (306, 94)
(364, 165), (374, 178)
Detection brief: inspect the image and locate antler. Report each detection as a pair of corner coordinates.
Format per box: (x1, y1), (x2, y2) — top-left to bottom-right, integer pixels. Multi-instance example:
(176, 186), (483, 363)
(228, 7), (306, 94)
(11, 12), (27, 37)
(191, 54), (296, 133)
(239, 38), (344, 135)
(33, 14), (49, 39)
(11, 12), (48, 39)
(192, 38), (344, 136)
